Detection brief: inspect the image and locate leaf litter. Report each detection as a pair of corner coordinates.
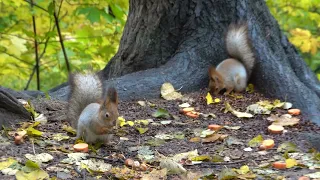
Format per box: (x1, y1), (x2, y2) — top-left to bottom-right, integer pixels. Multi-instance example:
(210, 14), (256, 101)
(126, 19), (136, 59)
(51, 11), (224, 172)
(0, 89), (319, 179)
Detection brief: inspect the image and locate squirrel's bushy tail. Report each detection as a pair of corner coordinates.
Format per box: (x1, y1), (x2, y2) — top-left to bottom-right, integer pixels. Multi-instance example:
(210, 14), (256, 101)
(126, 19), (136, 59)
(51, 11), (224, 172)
(67, 73), (104, 128)
(226, 23), (255, 76)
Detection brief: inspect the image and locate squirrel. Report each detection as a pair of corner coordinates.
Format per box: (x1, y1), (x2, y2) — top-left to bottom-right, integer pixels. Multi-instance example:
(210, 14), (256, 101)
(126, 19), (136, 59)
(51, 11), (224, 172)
(208, 23), (255, 95)
(67, 73), (119, 143)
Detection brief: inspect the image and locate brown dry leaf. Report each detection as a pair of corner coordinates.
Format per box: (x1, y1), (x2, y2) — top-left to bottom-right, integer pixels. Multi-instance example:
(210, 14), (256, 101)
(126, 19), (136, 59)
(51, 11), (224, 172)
(202, 134), (222, 143)
(267, 114), (300, 126)
(189, 137), (201, 142)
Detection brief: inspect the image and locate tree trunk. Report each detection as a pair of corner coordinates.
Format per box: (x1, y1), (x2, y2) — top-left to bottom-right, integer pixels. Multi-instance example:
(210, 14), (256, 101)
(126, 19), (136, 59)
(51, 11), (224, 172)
(51, 0), (319, 126)
(0, 87), (31, 127)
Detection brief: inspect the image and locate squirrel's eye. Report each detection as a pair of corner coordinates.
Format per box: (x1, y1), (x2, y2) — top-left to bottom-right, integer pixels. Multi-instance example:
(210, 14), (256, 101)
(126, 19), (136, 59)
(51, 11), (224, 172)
(105, 113), (109, 118)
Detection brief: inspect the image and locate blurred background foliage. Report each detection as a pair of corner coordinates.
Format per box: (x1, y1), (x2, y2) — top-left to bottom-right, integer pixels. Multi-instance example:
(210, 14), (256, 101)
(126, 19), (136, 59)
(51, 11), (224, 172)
(267, 0), (320, 78)
(0, 0), (319, 92)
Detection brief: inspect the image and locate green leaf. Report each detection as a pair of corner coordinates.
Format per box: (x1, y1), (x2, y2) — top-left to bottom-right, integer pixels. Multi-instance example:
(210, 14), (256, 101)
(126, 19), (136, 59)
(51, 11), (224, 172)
(21, 160), (40, 173)
(47, 2), (54, 15)
(218, 168), (237, 180)
(136, 127), (148, 134)
(152, 108), (170, 118)
(248, 135), (263, 147)
(277, 142), (298, 153)
(26, 127), (43, 137)
(101, 12), (114, 23)
(76, 7), (102, 23)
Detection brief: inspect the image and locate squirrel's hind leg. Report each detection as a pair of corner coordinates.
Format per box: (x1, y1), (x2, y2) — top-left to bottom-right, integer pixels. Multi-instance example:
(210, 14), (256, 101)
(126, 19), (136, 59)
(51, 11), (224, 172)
(224, 86), (234, 95)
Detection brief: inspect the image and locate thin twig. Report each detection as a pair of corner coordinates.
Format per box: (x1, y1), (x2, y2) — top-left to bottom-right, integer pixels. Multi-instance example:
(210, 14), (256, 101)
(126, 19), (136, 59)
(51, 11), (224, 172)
(30, 0), (40, 90)
(0, 50), (32, 65)
(53, 0), (71, 73)
(196, 159), (247, 167)
(31, 139), (36, 155)
(23, 0), (48, 12)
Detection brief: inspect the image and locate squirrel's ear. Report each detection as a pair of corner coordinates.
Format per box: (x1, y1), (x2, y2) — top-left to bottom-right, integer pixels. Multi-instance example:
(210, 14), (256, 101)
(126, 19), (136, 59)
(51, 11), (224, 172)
(106, 87), (118, 104)
(208, 66), (216, 76)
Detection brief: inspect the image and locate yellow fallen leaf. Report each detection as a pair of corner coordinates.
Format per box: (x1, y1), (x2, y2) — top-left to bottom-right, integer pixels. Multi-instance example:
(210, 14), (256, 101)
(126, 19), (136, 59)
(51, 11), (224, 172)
(234, 165), (250, 174)
(286, 158), (298, 168)
(206, 92), (213, 105)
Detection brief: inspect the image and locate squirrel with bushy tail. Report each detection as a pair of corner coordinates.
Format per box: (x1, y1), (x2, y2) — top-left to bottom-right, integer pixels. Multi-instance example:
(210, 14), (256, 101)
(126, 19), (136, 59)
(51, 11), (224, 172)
(67, 73), (119, 143)
(209, 23), (255, 95)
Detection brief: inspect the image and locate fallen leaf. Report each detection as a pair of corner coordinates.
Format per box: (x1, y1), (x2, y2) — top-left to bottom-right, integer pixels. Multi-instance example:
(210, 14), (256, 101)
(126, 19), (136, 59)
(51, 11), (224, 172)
(225, 102), (253, 118)
(0, 158), (17, 170)
(246, 104), (271, 114)
(53, 133), (70, 141)
(135, 119), (149, 126)
(202, 134), (222, 143)
(137, 101), (146, 106)
(152, 108), (170, 118)
(282, 102), (293, 109)
(273, 99), (285, 108)
(218, 168), (237, 180)
(305, 172), (320, 179)
(286, 158), (298, 168)
(25, 153), (53, 164)
(206, 92), (214, 105)
(146, 138), (166, 147)
(277, 142), (298, 153)
(246, 84), (254, 93)
(62, 125), (76, 135)
(60, 153), (88, 164)
(34, 114), (47, 124)
(141, 168), (167, 180)
(200, 113), (216, 118)
(248, 135), (263, 147)
(16, 169), (49, 180)
(155, 133), (174, 140)
(137, 146), (155, 161)
(225, 136), (244, 146)
(1, 168), (18, 176)
(234, 165), (250, 174)
(189, 137), (201, 142)
(171, 149), (199, 162)
(80, 159), (112, 172)
(161, 82), (183, 100)
(179, 103), (190, 108)
(135, 127), (148, 134)
(159, 158), (186, 175)
(200, 129), (214, 138)
(190, 155), (211, 161)
(267, 114), (300, 126)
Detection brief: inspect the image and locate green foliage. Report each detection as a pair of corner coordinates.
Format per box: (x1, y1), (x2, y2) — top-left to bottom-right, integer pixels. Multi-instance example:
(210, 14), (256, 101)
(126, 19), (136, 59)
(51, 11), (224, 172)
(266, 0), (320, 79)
(0, 0), (128, 91)
(0, 1), (318, 92)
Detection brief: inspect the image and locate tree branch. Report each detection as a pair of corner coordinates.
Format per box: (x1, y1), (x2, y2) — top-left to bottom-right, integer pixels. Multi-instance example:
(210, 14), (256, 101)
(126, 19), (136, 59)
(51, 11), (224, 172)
(23, 0), (48, 12)
(0, 50), (32, 65)
(30, 0), (41, 90)
(53, 0), (71, 73)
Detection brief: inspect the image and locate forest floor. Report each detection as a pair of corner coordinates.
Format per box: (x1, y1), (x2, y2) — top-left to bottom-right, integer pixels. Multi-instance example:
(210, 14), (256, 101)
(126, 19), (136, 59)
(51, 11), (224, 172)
(0, 89), (319, 180)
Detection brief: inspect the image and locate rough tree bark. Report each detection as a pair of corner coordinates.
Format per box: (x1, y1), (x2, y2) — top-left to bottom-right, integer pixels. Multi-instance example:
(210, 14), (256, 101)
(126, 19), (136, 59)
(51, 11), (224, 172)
(49, 0), (320, 125)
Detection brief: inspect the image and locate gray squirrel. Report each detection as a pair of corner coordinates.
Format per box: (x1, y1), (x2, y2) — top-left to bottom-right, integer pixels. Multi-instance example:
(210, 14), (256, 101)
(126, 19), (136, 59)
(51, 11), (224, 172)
(67, 73), (119, 143)
(209, 23), (255, 95)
